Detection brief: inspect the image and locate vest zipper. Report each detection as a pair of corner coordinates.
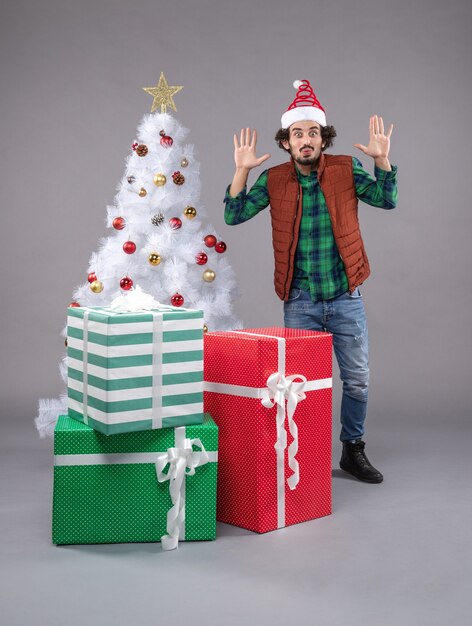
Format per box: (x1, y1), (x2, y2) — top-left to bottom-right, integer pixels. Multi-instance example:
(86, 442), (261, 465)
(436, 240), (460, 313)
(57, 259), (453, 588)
(284, 184), (300, 299)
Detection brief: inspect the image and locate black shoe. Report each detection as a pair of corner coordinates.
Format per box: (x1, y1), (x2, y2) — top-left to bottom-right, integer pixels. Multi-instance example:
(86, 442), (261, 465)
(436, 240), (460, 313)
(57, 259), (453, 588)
(340, 440), (383, 483)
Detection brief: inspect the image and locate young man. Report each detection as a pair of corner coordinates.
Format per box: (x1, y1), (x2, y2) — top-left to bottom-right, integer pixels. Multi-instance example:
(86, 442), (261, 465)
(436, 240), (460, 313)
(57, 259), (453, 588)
(224, 80), (397, 483)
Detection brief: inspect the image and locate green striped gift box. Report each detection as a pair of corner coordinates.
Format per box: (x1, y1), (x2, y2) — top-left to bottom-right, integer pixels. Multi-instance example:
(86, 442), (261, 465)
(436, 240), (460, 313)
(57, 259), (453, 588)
(53, 414), (218, 546)
(67, 305), (204, 435)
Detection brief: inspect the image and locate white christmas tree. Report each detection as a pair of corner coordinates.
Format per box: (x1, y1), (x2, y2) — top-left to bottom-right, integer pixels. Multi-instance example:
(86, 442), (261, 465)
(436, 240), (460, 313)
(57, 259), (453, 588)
(36, 72), (241, 436)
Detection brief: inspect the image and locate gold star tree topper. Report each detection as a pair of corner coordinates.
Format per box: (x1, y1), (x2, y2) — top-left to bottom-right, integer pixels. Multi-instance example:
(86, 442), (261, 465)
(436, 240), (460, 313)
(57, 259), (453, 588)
(143, 72), (184, 113)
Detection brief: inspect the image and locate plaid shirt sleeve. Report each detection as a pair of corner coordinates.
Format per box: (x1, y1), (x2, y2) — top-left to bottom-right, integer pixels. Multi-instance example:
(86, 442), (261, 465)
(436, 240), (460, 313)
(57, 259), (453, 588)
(352, 157), (398, 209)
(224, 169), (270, 225)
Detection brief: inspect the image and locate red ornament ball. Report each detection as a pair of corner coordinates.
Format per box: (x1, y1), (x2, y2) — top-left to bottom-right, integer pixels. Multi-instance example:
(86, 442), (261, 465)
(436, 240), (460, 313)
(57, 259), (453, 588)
(87, 272), (97, 283)
(196, 252), (208, 265)
(159, 130), (173, 147)
(204, 234), (217, 247)
(215, 241), (227, 253)
(69, 301), (81, 308)
(169, 217), (182, 230)
(123, 240), (136, 254)
(120, 276), (133, 291)
(113, 217), (126, 230)
(171, 293), (184, 307)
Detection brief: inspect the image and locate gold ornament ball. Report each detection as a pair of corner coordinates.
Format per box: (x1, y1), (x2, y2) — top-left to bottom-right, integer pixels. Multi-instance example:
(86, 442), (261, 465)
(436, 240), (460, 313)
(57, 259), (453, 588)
(148, 252), (161, 266)
(203, 324), (208, 333)
(180, 157), (189, 168)
(202, 269), (216, 283)
(90, 280), (104, 293)
(184, 205), (197, 219)
(153, 173), (167, 186)
(139, 187), (147, 197)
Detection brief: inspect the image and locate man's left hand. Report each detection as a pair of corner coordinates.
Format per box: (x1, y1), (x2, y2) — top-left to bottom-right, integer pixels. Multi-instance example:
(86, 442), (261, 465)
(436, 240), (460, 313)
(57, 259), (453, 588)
(354, 115), (393, 169)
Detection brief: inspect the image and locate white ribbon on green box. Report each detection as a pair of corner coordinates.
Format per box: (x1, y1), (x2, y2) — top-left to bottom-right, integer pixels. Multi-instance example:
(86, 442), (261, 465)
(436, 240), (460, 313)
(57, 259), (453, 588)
(156, 431), (211, 550)
(204, 331), (332, 529)
(67, 299), (204, 435)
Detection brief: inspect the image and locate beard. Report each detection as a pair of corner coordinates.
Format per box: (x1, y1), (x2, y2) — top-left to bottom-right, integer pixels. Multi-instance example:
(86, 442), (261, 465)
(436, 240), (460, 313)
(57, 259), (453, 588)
(294, 154), (318, 166)
(290, 146), (320, 167)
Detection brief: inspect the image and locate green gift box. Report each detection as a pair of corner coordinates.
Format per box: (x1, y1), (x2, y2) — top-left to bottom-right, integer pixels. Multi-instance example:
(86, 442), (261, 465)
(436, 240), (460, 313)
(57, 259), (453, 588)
(67, 305), (204, 435)
(52, 414), (218, 549)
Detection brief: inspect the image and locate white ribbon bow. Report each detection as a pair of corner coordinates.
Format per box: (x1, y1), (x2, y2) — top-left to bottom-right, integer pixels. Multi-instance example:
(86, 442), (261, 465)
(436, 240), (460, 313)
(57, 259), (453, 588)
(156, 438), (209, 551)
(110, 285), (163, 313)
(261, 372), (307, 490)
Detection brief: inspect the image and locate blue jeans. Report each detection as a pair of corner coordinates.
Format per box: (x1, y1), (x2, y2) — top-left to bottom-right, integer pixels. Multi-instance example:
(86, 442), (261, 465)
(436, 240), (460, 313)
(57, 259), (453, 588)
(284, 287), (369, 442)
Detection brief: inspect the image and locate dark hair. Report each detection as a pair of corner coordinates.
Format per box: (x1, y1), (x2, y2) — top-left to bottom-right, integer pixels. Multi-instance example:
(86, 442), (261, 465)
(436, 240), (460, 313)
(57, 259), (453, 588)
(274, 125), (337, 152)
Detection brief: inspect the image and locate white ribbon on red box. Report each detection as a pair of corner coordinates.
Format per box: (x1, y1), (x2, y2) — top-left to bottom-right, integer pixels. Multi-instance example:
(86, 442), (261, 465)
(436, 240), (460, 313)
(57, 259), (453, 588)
(204, 331), (332, 529)
(261, 372), (307, 492)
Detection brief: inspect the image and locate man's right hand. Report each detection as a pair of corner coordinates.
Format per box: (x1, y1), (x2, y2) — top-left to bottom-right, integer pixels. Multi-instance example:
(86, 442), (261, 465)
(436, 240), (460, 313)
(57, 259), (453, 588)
(234, 128), (271, 171)
(228, 128), (271, 198)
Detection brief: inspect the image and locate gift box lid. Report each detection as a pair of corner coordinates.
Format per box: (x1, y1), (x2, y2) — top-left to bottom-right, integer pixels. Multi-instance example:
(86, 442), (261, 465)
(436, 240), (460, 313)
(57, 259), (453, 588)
(67, 305), (203, 325)
(204, 327), (332, 388)
(54, 413), (217, 456)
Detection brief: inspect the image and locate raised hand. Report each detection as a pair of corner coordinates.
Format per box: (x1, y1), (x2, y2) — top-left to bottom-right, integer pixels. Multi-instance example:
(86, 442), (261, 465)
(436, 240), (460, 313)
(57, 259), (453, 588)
(234, 128), (271, 170)
(354, 115), (393, 160)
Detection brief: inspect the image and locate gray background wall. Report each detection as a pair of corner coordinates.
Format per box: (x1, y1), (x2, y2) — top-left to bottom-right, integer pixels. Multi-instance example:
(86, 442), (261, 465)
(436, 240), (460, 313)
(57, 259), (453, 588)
(2, 0), (470, 428)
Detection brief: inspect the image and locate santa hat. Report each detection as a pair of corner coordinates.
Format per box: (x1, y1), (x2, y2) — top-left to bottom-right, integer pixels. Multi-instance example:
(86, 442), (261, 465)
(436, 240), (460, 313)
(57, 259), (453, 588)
(281, 80), (327, 129)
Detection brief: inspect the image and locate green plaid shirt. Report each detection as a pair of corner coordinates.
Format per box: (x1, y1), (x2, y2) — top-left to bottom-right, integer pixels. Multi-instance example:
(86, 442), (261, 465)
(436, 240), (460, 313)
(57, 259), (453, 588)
(224, 156), (398, 301)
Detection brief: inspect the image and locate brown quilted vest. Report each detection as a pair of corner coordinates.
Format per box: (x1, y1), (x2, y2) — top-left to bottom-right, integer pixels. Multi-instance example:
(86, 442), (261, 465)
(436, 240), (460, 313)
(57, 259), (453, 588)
(267, 153), (371, 300)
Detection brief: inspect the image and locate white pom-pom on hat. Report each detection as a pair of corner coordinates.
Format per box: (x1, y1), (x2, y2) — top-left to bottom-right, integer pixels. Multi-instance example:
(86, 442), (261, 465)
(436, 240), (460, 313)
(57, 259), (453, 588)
(293, 80), (303, 89)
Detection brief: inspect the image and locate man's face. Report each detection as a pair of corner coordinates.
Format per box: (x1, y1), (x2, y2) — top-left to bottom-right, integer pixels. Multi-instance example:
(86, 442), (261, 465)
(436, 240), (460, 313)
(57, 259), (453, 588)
(282, 120), (325, 166)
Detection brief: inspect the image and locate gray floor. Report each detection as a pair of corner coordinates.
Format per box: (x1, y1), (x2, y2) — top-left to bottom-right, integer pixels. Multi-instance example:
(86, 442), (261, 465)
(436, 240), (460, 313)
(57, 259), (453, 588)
(1, 417), (470, 626)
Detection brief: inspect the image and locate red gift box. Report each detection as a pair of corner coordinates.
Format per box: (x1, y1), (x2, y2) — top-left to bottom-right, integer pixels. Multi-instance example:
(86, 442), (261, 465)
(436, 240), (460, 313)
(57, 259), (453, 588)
(204, 327), (332, 533)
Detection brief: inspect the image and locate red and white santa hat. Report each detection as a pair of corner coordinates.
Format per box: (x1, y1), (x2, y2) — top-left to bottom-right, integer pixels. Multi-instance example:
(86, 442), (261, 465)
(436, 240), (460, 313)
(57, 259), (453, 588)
(281, 80), (327, 129)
